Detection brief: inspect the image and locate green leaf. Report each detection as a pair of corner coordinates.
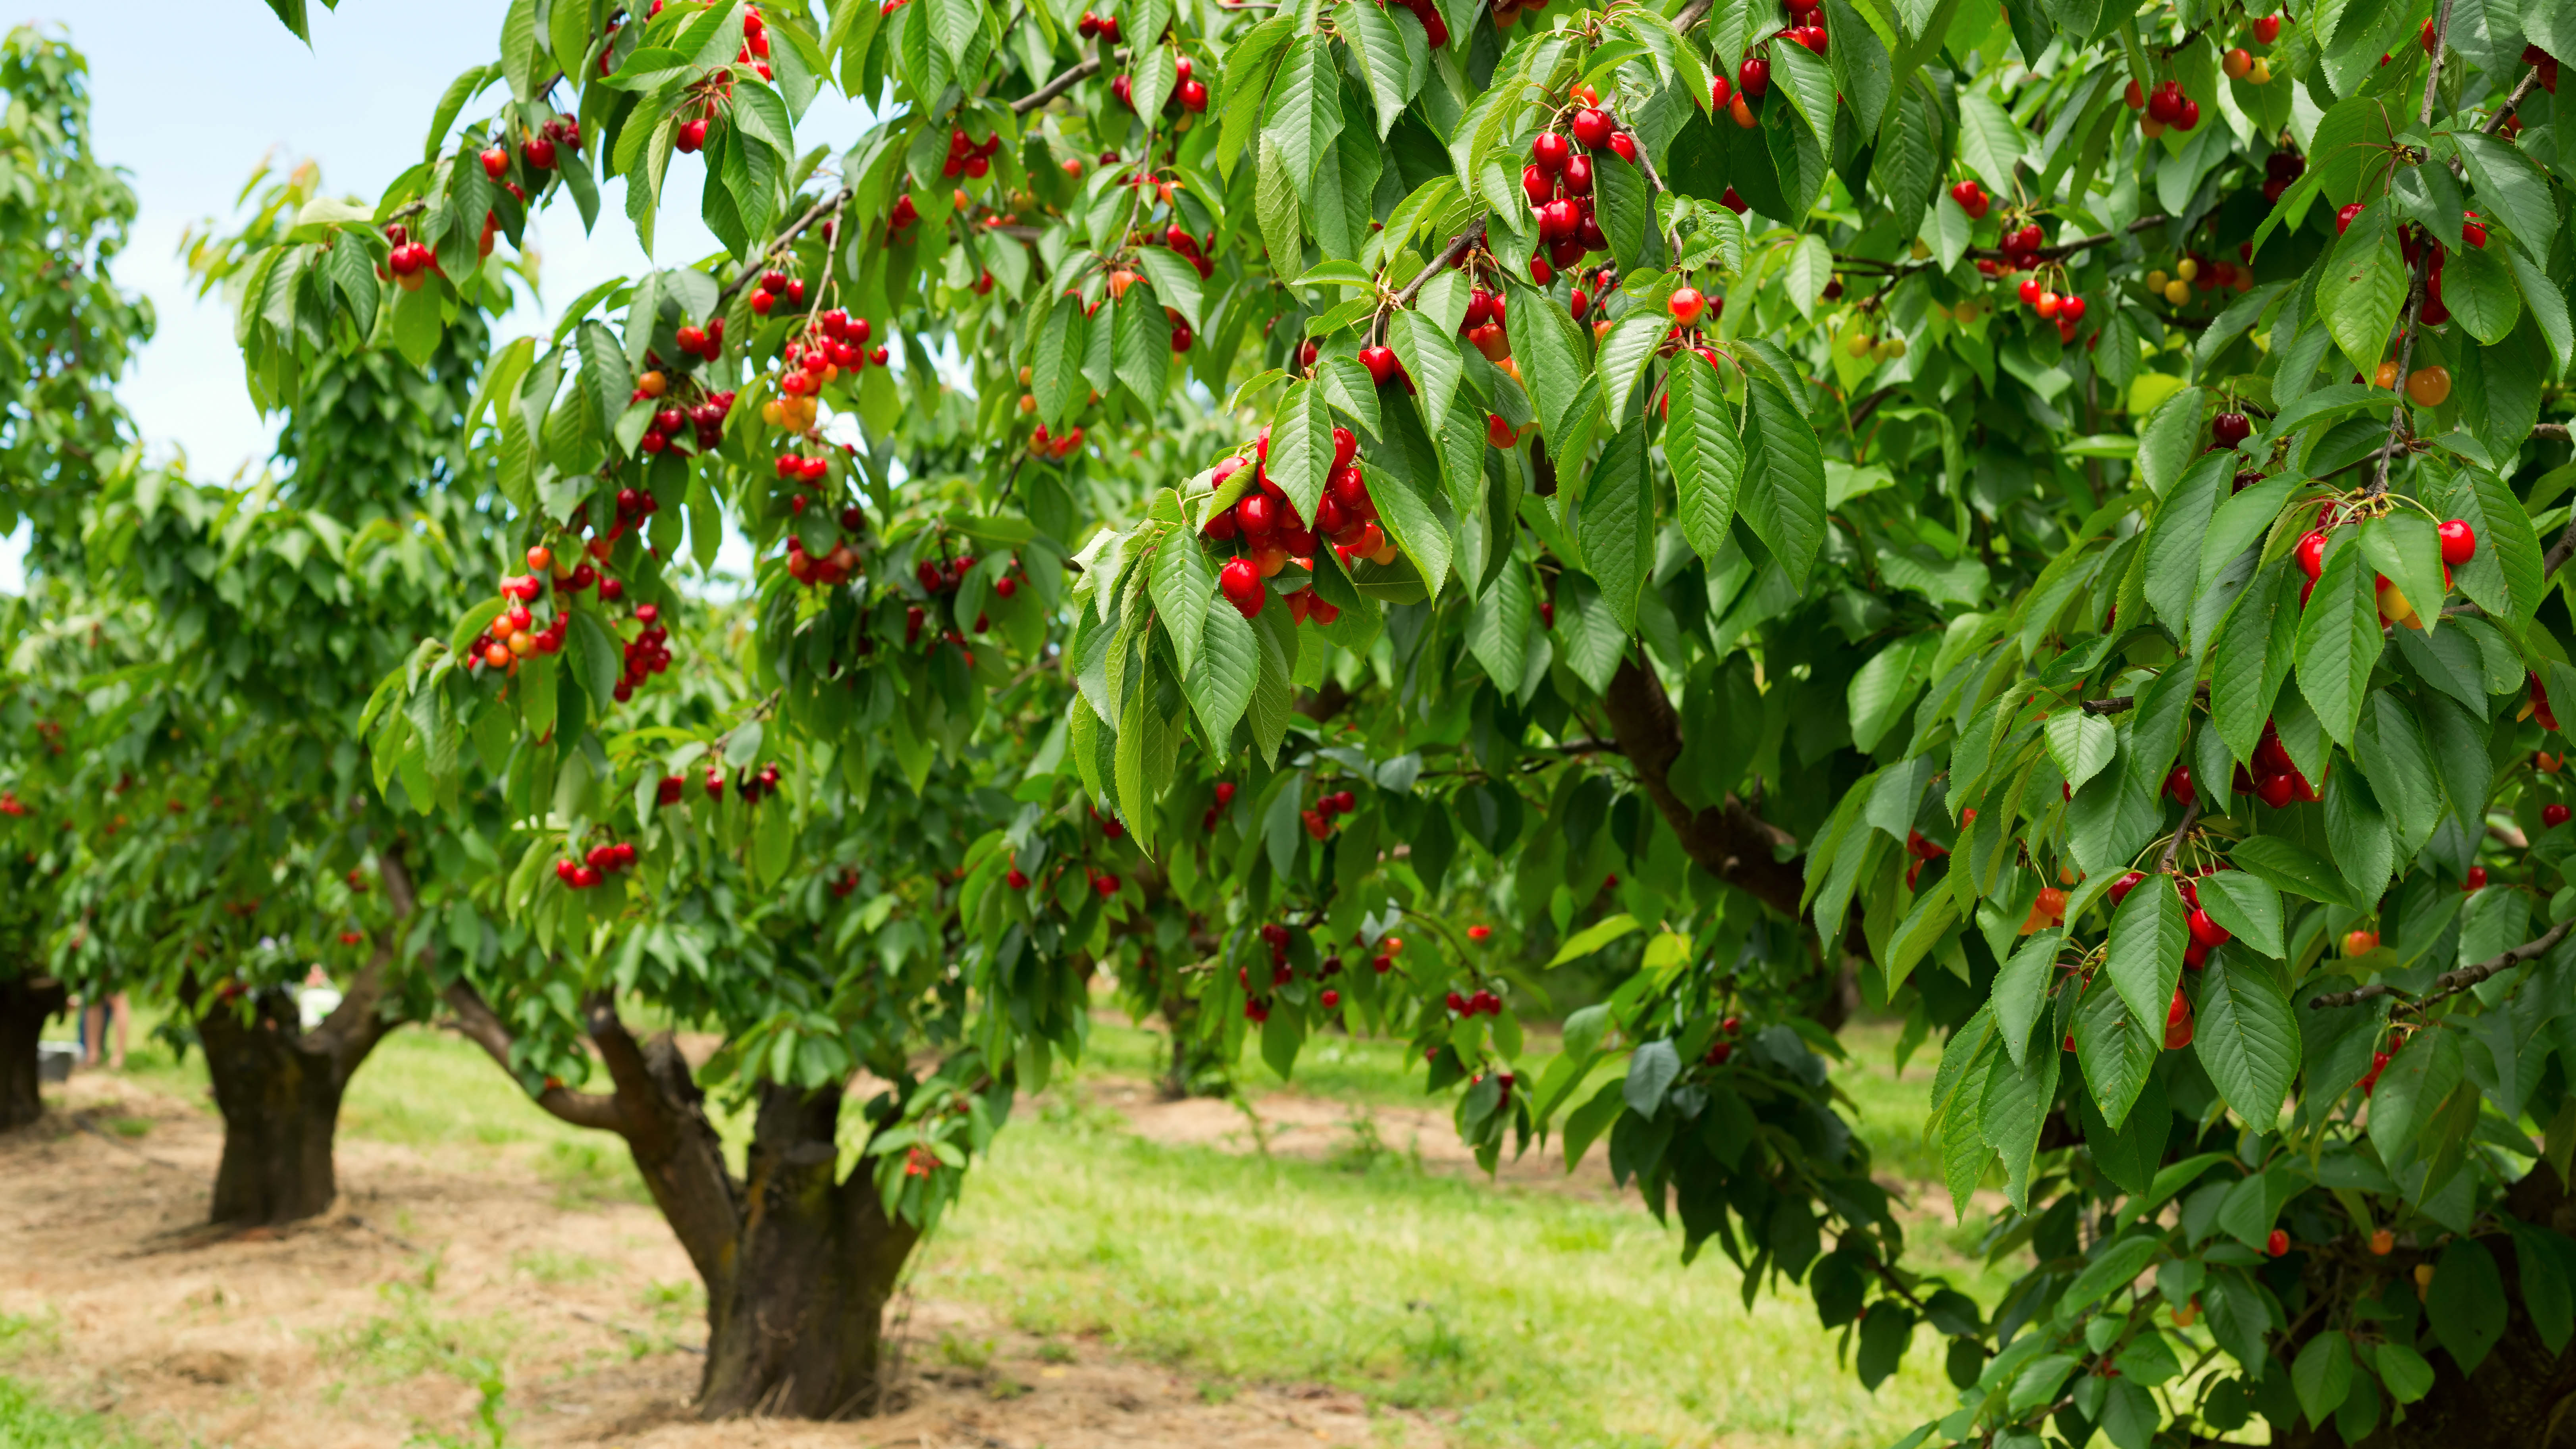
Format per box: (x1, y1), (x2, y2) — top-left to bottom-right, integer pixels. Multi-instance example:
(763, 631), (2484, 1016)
(2433, 466), (2546, 623)
(1466, 555), (1535, 694)
(2319, 205), (2408, 381)
(1666, 350), (1742, 562)
(2196, 871), (2284, 959)
(1032, 293), (1089, 427)
(1261, 36), (1345, 208)
(1503, 285), (1597, 450)
(1388, 309), (1464, 432)
(1112, 286), (1172, 403)
(2370, 1025), (2463, 1161)
(2359, 512), (2444, 640)
(2425, 1237), (2509, 1375)
(1266, 381), (1335, 524)
(1362, 456), (1452, 600)
(1189, 600), (1260, 746)
(1149, 531), (1215, 681)
(1549, 913), (1641, 967)
(2291, 1331), (2355, 1427)
(2372, 1341), (2435, 1405)
(1740, 375), (1827, 591)
(1133, 246), (1204, 333)
(1979, 1025), (2060, 1211)
(1955, 91), (2027, 197)
(2073, 975), (2159, 1130)
(2046, 712), (2118, 792)
(1993, 931), (2058, 1067)
(2143, 455), (2227, 640)
(1593, 150), (1650, 269)
(2195, 956), (2299, 1128)
(2106, 877), (2185, 1049)
(2212, 563), (2302, 764)
(2133, 385), (2205, 499)
(1769, 34), (1841, 147)
(2062, 1233), (2163, 1314)
(1336, 0), (1416, 138)
(2443, 243), (2521, 345)
(2455, 131), (2558, 264)
(1575, 418), (1652, 633)
(2293, 529), (2383, 746)
(2228, 835), (2354, 905)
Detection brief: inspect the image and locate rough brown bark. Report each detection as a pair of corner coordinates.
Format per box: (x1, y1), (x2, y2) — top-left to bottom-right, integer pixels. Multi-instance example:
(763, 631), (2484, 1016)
(199, 852), (414, 1225)
(1599, 656), (1807, 919)
(696, 1083), (921, 1418)
(445, 984), (921, 1419)
(1, 973), (67, 1131)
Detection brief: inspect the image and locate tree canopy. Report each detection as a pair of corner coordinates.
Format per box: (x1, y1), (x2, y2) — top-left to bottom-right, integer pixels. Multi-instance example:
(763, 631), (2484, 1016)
(177, 0), (2576, 1437)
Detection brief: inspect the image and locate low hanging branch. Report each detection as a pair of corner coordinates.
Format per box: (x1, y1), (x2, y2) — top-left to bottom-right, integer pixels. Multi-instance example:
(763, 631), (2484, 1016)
(2309, 919), (2575, 1011)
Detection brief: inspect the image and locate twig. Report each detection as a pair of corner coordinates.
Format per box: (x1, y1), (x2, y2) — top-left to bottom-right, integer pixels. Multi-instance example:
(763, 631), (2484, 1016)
(2081, 696), (2135, 715)
(2310, 919), (2574, 1010)
(716, 185), (856, 304)
(1368, 219), (1487, 346)
(1012, 52), (1112, 114)
(1674, 0), (1714, 32)
(2542, 511), (2576, 579)
(2156, 796), (2201, 873)
(2538, 422), (2570, 442)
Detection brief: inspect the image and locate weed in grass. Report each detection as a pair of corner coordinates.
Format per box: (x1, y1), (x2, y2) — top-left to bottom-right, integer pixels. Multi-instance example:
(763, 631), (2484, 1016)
(106, 1116), (151, 1139)
(1035, 1339), (1076, 1364)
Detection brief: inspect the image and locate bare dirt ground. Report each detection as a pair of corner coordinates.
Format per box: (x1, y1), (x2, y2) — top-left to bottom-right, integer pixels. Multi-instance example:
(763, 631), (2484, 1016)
(0, 1071), (1455, 1449)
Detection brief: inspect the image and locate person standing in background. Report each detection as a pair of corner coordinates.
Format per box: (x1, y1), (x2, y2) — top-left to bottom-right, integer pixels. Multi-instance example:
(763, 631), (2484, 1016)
(78, 990), (128, 1071)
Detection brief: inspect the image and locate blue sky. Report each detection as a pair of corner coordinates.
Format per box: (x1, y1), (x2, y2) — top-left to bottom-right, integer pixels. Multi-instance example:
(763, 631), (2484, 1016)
(5, 1), (882, 586)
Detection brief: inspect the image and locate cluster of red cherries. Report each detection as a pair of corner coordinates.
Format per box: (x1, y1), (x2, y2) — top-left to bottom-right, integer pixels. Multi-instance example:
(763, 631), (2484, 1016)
(1444, 985), (1505, 1016)
(1157, 220), (1218, 283)
(613, 603), (671, 703)
(478, 114), (579, 182)
(2130, 78), (2203, 133)
(747, 268), (807, 316)
(555, 840), (636, 890)
(2290, 500), (2476, 621)
(1521, 89), (1640, 272)
(637, 376), (735, 455)
(784, 311), (888, 387)
(2260, 149), (2306, 204)
(381, 222), (443, 291)
(1204, 428), (1393, 622)
(734, 7), (775, 81)
(1301, 786), (1358, 840)
(940, 126), (1002, 181)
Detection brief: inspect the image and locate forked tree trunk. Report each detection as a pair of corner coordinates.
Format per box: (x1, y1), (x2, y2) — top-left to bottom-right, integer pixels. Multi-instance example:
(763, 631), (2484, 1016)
(200, 990), (364, 1223)
(197, 855), (414, 1225)
(447, 985), (922, 1420)
(0, 973), (67, 1131)
(697, 1085), (919, 1417)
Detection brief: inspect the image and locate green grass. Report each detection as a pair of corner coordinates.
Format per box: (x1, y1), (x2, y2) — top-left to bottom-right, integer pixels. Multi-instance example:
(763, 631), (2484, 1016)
(79, 1004), (2006, 1447)
(0, 1378), (133, 1449)
(920, 1096), (1972, 1448)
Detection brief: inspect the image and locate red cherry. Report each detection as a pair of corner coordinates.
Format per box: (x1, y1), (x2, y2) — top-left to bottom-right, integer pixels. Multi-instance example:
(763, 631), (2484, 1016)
(2107, 870), (2145, 908)
(1531, 131), (1570, 174)
(2465, 865), (2489, 890)
(2212, 411), (2252, 447)
(1570, 108), (1615, 150)
(1738, 56), (1769, 96)
(2267, 1228), (2289, 1257)
(1219, 557), (1265, 617)
(1487, 413), (1516, 449)
(1358, 346), (1400, 384)
(480, 146), (508, 180)
(2437, 518), (2476, 566)
(2546, 804), (2570, 829)
(2295, 529), (2327, 580)
(676, 118), (709, 153)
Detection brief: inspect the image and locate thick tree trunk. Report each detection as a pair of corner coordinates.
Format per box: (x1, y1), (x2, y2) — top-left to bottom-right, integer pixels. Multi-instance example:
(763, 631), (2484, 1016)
(446, 986), (921, 1420)
(1, 973), (67, 1131)
(197, 853), (413, 1225)
(696, 1084), (920, 1418)
(199, 992), (351, 1224)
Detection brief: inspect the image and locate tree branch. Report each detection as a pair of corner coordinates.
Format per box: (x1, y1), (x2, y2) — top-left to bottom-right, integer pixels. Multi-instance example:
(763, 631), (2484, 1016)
(307, 841), (419, 1079)
(1599, 655), (1805, 918)
(2157, 796), (2201, 874)
(716, 185), (857, 304)
(2310, 919), (2574, 1010)
(440, 980), (629, 1132)
(1370, 219), (1488, 347)
(1013, 54), (1103, 114)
